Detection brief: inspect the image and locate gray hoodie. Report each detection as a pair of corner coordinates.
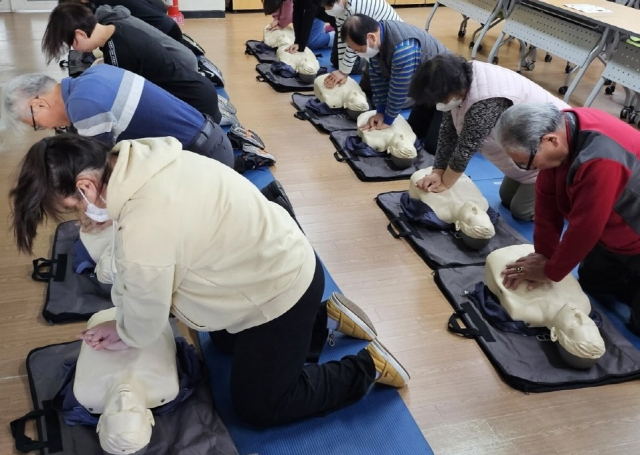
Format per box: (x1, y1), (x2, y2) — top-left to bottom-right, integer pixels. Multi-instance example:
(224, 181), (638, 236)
(96, 5), (198, 72)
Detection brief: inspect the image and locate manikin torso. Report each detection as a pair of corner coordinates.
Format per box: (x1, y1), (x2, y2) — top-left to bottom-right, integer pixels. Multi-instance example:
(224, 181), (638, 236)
(357, 111), (417, 159)
(276, 45), (320, 75)
(409, 167), (494, 239)
(263, 25), (295, 48)
(485, 244), (605, 360)
(74, 307), (179, 413)
(313, 74), (368, 111)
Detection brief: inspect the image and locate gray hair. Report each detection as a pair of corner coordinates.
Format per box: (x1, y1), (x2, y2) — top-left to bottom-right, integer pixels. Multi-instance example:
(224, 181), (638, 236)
(0, 73), (57, 134)
(495, 103), (565, 154)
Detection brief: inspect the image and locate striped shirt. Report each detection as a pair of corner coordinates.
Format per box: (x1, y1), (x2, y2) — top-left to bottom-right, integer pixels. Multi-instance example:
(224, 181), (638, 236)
(61, 64), (205, 147)
(369, 34), (422, 125)
(335, 0), (400, 74)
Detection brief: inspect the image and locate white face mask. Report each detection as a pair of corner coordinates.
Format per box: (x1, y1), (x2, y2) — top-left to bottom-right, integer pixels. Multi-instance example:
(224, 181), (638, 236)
(325, 1), (344, 16)
(78, 188), (110, 223)
(435, 97), (463, 112)
(356, 39), (379, 60)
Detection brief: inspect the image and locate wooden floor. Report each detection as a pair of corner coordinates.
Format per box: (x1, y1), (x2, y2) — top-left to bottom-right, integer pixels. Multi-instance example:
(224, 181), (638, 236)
(1, 8), (639, 455)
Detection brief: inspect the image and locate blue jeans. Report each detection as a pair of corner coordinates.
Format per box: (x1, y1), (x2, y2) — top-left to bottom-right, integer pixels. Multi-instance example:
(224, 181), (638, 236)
(307, 18), (331, 50)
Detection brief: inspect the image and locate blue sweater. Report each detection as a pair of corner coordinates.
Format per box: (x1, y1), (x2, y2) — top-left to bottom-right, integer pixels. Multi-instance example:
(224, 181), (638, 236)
(369, 26), (422, 125)
(61, 64), (206, 147)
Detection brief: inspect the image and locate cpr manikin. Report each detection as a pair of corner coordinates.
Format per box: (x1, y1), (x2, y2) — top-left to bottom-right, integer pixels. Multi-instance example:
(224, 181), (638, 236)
(263, 25), (295, 48)
(276, 45), (320, 82)
(313, 74), (368, 117)
(485, 244), (606, 368)
(357, 111), (418, 168)
(74, 308), (179, 454)
(409, 167), (495, 248)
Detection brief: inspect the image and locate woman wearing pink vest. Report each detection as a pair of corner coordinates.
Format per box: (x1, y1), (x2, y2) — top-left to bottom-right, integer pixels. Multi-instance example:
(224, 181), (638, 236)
(408, 54), (569, 221)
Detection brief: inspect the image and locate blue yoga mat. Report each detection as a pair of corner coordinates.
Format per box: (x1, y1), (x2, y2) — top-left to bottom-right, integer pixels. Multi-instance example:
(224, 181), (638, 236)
(197, 258), (432, 455)
(203, 88), (432, 455)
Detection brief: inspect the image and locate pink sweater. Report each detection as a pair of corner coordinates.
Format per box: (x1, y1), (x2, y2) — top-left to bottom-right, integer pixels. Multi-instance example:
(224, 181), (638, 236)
(272, 0), (293, 28)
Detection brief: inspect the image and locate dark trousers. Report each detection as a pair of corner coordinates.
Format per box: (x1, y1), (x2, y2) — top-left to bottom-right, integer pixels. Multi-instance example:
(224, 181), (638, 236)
(578, 243), (640, 318)
(407, 105), (443, 155)
(186, 115), (235, 169)
(209, 255), (376, 427)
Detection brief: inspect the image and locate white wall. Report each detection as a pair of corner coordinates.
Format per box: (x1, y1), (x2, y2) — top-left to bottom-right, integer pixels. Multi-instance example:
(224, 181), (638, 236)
(180, 0), (224, 12)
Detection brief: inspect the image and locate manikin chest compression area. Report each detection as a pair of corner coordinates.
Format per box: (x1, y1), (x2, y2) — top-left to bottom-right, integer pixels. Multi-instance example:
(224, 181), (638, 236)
(276, 46), (320, 77)
(485, 244), (606, 367)
(263, 25), (295, 48)
(408, 167), (495, 247)
(313, 74), (368, 112)
(74, 308), (179, 454)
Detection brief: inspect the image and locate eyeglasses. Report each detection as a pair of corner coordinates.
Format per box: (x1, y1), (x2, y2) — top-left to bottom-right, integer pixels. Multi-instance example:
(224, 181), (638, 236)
(515, 147), (538, 171)
(30, 96), (45, 132)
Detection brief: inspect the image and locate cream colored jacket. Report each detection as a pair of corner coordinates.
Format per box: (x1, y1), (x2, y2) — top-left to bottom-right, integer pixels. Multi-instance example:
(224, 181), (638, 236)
(105, 137), (316, 348)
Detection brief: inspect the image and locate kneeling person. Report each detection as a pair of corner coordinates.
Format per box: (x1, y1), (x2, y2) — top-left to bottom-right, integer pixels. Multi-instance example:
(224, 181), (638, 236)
(43, 3), (221, 123)
(11, 134), (410, 427)
(1, 65), (235, 169)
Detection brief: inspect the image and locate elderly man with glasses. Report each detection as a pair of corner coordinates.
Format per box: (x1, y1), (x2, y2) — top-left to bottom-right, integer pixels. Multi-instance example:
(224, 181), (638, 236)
(496, 103), (640, 334)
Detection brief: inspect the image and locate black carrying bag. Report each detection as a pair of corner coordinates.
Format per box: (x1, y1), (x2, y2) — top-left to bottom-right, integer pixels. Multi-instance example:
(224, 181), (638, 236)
(34, 221), (112, 324)
(331, 133), (435, 182)
(58, 50), (96, 78)
(10, 339), (239, 454)
(255, 63), (326, 93)
(291, 93), (358, 133)
(375, 191), (527, 268)
(245, 40), (277, 63)
(198, 55), (225, 87)
(434, 264), (640, 392)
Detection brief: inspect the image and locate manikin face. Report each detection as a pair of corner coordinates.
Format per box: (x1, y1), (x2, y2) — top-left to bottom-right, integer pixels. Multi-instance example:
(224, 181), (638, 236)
(550, 304), (605, 359)
(455, 201), (494, 239)
(98, 386), (154, 455)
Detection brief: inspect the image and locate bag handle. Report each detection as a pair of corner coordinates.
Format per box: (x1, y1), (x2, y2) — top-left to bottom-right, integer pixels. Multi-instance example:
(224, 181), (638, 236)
(294, 110), (311, 121)
(32, 254), (67, 283)
(10, 401), (63, 454)
(386, 215), (415, 239)
(447, 311), (481, 338)
(333, 150), (352, 163)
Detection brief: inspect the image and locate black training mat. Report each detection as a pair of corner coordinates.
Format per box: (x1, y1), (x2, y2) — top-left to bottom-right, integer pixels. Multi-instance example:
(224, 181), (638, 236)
(10, 340), (239, 455)
(331, 131), (435, 182)
(34, 221), (112, 324)
(245, 40), (277, 63)
(435, 264), (640, 392)
(256, 63), (323, 93)
(376, 191), (527, 268)
(291, 93), (358, 133)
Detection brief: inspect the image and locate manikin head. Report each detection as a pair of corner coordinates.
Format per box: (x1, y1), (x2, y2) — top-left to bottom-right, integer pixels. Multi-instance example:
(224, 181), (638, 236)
(388, 133), (417, 169)
(97, 385), (155, 455)
(455, 201), (495, 239)
(343, 89), (368, 112)
(550, 304), (606, 367)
